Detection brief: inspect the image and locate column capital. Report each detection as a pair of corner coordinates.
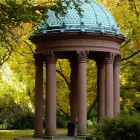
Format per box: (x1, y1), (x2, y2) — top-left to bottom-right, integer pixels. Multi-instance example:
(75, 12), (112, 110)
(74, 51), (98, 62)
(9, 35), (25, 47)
(77, 51), (88, 63)
(45, 52), (57, 64)
(114, 54), (121, 67)
(34, 53), (44, 66)
(105, 53), (115, 64)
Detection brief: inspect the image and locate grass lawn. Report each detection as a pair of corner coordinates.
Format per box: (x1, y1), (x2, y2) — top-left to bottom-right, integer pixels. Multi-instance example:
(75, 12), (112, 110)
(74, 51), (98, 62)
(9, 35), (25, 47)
(0, 130), (33, 140)
(0, 129), (67, 140)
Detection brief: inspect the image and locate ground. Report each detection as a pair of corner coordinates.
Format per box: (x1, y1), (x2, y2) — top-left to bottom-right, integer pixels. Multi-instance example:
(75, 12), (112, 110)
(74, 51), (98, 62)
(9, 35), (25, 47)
(0, 129), (67, 140)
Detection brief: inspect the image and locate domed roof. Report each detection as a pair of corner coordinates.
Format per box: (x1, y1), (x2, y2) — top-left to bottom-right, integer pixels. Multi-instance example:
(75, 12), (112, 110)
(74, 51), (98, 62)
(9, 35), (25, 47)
(31, 0), (122, 37)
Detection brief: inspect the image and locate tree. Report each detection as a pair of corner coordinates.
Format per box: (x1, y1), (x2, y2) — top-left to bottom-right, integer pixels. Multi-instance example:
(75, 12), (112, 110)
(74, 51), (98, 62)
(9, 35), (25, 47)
(0, 0), (85, 66)
(0, 0), (39, 66)
(98, 0), (140, 111)
(0, 0), (140, 129)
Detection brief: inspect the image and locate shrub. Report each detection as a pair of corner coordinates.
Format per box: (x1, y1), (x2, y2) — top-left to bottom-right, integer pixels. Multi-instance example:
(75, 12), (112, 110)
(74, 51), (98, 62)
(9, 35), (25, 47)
(0, 95), (34, 130)
(57, 110), (68, 128)
(2, 113), (34, 130)
(92, 113), (140, 140)
(134, 101), (140, 112)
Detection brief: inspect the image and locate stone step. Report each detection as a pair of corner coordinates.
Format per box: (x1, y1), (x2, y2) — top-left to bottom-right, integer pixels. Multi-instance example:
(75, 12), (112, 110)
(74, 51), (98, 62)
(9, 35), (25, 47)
(15, 135), (93, 140)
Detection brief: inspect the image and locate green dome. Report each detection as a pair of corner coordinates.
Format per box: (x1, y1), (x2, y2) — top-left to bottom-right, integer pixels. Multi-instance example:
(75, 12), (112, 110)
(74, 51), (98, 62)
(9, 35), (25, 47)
(32, 0), (122, 36)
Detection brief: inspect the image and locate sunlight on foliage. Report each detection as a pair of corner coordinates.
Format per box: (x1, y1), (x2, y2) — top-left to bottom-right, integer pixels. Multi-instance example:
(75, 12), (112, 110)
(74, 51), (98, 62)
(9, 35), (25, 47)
(0, 0), (139, 128)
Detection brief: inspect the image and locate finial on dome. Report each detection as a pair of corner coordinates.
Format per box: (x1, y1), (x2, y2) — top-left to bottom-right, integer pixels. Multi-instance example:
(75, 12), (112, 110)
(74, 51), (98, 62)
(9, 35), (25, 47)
(60, 22), (66, 33)
(80, 22), (85, 32)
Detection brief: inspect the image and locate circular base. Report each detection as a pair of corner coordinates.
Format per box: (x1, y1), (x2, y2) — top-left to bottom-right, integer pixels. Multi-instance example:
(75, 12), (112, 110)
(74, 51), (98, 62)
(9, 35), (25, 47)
(14, 136), (76, 140)
(14, 136), (43, 140)
(14, 135), (94, 140)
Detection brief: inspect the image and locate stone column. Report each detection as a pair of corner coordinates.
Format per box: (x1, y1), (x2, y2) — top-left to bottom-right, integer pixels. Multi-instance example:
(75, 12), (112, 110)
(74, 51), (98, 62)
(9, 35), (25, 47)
(114, 54), (121, 116)
(96, 57), (105, 122)
(69, 59), (78, 123)
(105, 53), (115, 118)
(34, 54), (44, 138)
(77, 51), (88, 135)
(45, 52), (57, 136)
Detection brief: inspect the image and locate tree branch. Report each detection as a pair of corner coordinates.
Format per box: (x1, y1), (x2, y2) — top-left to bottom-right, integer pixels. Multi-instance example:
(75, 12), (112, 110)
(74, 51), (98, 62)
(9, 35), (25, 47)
(121, 50), (140, 61)
(0, 50), (13, 66)
(56, 69), (70, 91)
(23, 41), (35, 54)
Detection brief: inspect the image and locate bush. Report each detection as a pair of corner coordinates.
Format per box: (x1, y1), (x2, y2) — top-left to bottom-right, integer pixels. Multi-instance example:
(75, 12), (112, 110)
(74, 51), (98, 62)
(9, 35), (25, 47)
(92, 113), (140, 140)
(0, 95), (34, 130)
(57, 111), (68, 128)
(2, 113), (34, 130)
(134, 101), (140, 112)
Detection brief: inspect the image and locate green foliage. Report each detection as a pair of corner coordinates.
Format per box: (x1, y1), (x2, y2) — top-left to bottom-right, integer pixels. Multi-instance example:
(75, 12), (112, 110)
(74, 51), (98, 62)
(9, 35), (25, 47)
(93, 113), (140, 140)
(0, 0), (41, 66)
(0, 94), (34, 130)
(0, 0), (139, 131)
(2, 113), (34, 130)
(134, 100), (140, 112)
(88, 108), (97, 123)
(0, 0), (85, 66)
(56, 59), (71, 117)
(98, 0), (140, 112)
(57, 110), (68, 128)
(120, 52), (140, 110)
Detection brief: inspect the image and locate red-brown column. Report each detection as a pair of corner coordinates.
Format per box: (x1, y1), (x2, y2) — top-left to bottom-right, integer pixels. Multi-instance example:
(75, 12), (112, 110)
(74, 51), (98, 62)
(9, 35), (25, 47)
(45, 52), (57, 136)
(77, 51), (88, 135)
(105, 53), (115, 118)
(114, 55), (121, 116)
(70, 59), (78, 123)
(96, 57), (105, 122)
(34, 54), (44, 138)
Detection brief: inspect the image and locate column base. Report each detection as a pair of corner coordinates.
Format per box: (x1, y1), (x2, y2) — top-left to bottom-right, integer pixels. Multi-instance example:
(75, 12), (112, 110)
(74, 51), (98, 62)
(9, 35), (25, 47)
(77, 129), (87, 137)
(76, 135), (93, 140)
(43, 135), (56, 139)
(33, 133), (44, 138)
(44, 133), (56, 139)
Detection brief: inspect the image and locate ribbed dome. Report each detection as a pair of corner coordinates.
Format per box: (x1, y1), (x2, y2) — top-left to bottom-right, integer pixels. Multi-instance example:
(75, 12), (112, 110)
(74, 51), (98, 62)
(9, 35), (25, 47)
(32, 0), (122, 36)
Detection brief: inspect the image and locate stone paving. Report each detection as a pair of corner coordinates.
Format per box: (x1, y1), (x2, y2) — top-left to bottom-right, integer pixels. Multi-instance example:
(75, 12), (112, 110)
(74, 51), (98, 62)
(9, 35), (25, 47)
(14, 135), (93, 140)
(15, 136), (75, 140)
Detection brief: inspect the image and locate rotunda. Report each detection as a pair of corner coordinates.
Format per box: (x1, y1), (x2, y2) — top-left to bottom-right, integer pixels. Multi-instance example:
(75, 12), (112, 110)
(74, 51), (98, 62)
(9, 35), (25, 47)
(29, 0), (125, 138)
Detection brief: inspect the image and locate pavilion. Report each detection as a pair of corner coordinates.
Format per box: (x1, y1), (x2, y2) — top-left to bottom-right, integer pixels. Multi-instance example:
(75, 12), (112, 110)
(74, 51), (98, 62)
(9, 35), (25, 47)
(29, 0), (125, 138)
